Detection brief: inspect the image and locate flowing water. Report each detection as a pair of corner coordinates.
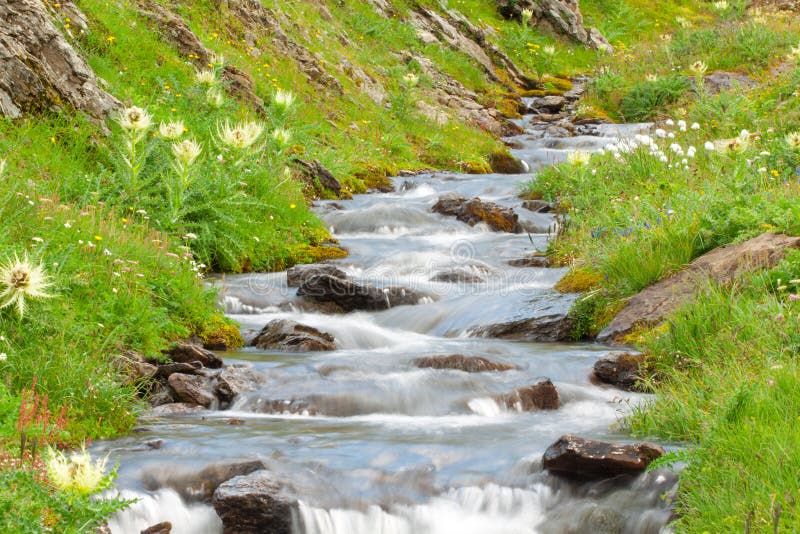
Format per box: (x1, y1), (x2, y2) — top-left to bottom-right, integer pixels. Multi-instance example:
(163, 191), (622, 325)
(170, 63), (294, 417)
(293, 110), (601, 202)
(98, 119), (677, 533)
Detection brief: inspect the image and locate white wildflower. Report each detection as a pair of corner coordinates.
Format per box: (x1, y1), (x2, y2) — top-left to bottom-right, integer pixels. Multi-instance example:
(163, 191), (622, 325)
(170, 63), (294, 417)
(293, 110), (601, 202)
(705, 141), (715, 151)
(116, 106), (152, 132)
(273, 89), (296, 109)
(566, 151), (591, 165)
(0, 254), (54, 318)
(691, 122), (700, 130)
(172, 139), (202, 167)
(195, 69), (217, 85)
(690, 60), (708, 75)
(217, 121), (264, 149)
(159, 121), (185, 140)
(785, 131), (800, 149)
(271, 128), (292, 147)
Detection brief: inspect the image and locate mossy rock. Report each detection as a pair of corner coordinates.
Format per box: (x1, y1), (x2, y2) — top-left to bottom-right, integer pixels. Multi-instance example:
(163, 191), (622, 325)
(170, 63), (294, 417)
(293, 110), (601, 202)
(458, 158), (492, 174)
(519, 190), (544, 200)
(519, 89), (546, 98)
(289, 243), (349, 265)
(554, 268), (603, 293)
(496, 98), (523, 119)
(488, 151), (527, 174)
(542, 75), (574, 92)
(199, 315), (245, 350)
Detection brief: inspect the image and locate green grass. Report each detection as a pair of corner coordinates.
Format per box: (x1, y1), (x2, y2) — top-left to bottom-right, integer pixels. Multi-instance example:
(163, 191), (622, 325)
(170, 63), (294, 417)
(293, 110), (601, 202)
(524, 5), (800, 531)
(631, 256), (800, 532)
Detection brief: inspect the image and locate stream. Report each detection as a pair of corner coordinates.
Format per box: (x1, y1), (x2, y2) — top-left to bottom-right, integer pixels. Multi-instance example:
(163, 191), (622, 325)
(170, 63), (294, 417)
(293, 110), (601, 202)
(97, 115), (677, 533)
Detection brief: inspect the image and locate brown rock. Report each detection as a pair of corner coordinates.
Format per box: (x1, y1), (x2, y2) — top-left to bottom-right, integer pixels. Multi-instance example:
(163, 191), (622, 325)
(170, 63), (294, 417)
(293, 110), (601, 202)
(498, 379), (559, 411)
(155, 362), (201, 379)
(592, 352), (646, 391)
(531, 95), (567, 113)
(598, 233), (800, 342)
(0, 0), (120, 120)
(507, 256), (551, 268)
(167, 342), (223, 369)
(297, 275), (429, 311)
(286, 264), (347, 288)
(250, 319), (336, 352)
(432, 194), (519, 233)
(469, 314), (573, 342)
(543, 434), (664, 480)
(212, 471), (296, 534)
(167, 373), (215, 408)
(292, 159), (343, 195)
(521, 200), (555, 213)
(413, 355), (516, 372)
(113, 352), (158, 383)
(141, 522), (172, 534)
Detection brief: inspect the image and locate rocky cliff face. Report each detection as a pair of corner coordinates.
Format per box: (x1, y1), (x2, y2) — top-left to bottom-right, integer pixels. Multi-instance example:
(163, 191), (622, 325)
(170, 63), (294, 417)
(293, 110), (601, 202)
(497, 0), (612, 51)
(0, 0), (119, 120)
(2, 0), (608, 139)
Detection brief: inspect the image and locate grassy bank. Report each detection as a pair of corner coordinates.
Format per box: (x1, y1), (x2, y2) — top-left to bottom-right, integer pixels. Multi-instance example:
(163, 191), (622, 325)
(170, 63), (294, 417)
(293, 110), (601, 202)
(524, 3), (800, 531)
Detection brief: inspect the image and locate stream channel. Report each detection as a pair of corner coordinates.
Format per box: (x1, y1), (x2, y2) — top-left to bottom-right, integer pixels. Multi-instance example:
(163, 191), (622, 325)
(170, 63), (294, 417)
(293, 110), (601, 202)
(98, 112), (677, 534)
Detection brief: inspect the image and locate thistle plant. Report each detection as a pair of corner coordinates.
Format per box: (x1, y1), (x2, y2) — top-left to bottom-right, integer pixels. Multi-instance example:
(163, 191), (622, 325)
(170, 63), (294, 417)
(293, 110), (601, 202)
(116, 106), (153, 195)
(0, 253), (54, 318)
(45, 446), (113, 496)
(690, 60), (708, 95)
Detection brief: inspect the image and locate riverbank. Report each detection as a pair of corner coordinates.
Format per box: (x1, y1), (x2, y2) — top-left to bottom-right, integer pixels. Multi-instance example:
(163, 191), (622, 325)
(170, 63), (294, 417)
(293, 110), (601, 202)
(524, 3), (800, 531)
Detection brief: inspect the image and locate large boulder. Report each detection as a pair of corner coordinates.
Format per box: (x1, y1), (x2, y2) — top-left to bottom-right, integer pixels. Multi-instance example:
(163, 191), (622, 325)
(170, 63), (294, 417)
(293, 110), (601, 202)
(250, 319), (336, 352)
(0, 0), (120, 120)
(598, 233), (800, 342)
(212, 471), (297, 534)
(432, 194), (519, 233)
(413, 355), (516, 372)
(496, 0), (612, 51)
(543, 435), (665, 480)
(498, 379), (559, 411)
(469, 314), (573, 342)
(143, 460), (267, 503)
(297, 274), (428, 311)
(285, 264), (347, 288)
(167, 373), (215, 408)
(592, 352), (646, 392)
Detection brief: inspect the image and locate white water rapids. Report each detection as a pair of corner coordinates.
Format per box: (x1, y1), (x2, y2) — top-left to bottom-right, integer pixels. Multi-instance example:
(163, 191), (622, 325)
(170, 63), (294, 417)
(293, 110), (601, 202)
(98, 119), (677, 533)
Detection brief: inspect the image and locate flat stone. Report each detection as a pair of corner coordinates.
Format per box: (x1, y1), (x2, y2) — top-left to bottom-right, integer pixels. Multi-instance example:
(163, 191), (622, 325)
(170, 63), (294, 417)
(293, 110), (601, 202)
(598, 233), (800, 342)
(543, 434), (665, 480)
(286, 264), (347, 287)
(470, 313), (573, 342)
(155, 362), (201, 379)
(413, 355), (516, 372)
(250, 319), (336, 352)
(167, 342), (223, 369)
(432, 194), (519, 233)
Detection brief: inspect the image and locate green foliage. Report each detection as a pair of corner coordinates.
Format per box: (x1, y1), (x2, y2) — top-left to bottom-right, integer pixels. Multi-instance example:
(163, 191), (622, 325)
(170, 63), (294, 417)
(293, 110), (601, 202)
(0, 467), (131, 534)
(619, 75), (690, 121)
